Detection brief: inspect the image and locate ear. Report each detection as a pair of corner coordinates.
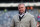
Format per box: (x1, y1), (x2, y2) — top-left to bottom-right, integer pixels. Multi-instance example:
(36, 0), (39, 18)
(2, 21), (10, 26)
(25, 7), (26, 9)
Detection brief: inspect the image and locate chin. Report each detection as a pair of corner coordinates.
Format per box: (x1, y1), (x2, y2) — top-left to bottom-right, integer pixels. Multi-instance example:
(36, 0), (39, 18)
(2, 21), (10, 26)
(20, 12), (23, 13)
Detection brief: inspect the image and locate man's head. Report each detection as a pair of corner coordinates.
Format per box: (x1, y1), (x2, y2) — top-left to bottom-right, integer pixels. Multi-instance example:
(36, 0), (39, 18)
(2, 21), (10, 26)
(18, 4), (26, 14)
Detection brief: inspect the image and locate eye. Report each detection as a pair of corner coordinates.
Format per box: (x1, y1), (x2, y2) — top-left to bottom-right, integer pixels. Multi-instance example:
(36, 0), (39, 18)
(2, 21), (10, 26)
(21, 7), (23, 8)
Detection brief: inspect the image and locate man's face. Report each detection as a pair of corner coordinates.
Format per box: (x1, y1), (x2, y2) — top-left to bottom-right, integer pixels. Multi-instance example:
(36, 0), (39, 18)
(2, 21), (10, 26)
(18, 4), (26, 13)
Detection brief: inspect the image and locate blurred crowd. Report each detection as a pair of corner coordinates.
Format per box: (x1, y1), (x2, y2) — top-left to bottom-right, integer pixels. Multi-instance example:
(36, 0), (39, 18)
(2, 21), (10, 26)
(0, 6), (40, 27)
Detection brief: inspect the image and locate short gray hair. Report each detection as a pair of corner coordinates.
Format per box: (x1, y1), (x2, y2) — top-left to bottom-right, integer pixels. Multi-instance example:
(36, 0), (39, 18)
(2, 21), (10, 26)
(18, 3), (25, 7)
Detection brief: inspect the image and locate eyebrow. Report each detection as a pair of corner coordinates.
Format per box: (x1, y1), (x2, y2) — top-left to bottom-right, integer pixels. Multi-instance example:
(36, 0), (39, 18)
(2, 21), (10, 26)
(21, 7), (23, 8)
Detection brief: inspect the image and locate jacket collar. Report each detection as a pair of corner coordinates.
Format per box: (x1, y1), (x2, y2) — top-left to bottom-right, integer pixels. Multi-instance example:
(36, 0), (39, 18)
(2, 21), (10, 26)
(18, 12), (28, 21)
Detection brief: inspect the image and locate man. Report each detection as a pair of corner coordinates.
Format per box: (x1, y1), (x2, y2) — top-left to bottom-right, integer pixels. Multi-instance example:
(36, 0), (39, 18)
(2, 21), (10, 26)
(11, 4), (36, 27)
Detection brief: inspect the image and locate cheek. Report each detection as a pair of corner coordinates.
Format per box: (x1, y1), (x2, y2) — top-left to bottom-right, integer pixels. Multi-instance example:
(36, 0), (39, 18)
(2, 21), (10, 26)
(23, 8), (25, 11)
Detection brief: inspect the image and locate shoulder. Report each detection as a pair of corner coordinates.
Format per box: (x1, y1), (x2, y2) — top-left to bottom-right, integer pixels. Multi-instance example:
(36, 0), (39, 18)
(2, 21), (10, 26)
(13, 14), (19, 19)
(26, 12), (34, 18)
(26, 12), (35, 21)
(11, 14), (19, 21)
